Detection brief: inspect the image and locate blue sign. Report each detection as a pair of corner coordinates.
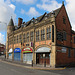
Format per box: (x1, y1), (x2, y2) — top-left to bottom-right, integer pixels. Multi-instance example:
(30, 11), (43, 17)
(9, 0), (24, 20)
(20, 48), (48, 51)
(14, 48), (21, 53)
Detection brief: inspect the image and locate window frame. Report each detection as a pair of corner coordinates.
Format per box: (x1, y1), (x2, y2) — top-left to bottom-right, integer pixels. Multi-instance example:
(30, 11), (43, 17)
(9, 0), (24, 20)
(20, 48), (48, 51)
(46, 27), (51, 40)
(36, 30), (39, 41)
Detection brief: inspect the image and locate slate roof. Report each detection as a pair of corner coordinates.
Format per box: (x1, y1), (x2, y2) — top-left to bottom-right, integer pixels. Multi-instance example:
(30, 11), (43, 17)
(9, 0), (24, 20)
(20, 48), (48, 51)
(8, 18), (14, 26)
(24, 7), (61, 26)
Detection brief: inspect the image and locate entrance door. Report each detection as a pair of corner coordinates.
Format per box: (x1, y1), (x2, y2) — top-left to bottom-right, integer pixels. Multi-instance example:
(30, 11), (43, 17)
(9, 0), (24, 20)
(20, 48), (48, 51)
(36, 53), (50, 65)
(36, 54), (39, 64)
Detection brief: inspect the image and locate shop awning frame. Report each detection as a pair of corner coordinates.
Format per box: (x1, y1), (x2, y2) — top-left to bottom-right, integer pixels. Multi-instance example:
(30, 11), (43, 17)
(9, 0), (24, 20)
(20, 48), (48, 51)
(8, 48), (13, 53)
(35, 47), (51, 53)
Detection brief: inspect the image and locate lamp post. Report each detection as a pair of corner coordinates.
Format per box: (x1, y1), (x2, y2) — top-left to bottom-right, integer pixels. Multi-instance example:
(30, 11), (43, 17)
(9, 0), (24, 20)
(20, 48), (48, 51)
(0, 21), (7, 58)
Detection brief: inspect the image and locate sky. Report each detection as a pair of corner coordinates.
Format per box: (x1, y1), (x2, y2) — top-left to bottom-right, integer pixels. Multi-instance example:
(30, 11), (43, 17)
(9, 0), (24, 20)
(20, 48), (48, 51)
(0, 0), (75, 45)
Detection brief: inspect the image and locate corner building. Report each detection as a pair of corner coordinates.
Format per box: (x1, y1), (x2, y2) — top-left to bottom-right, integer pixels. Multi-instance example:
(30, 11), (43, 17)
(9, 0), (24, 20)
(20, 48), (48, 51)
(6, 2), (75, 67)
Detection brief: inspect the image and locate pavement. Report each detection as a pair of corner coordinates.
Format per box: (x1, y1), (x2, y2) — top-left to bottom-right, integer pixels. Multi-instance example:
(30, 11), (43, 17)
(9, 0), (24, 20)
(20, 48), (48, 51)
(0, 55), (65, 70)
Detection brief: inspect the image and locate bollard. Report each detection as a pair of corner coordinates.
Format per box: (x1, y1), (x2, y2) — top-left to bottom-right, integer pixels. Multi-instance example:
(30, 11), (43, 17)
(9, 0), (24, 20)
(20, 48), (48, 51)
(32, 60), (33, 67)
(44, 60), (46, 67)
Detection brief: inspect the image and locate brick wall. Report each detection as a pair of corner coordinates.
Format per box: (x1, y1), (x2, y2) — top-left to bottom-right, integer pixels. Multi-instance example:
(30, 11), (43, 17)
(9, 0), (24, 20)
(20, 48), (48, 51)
(55, 4), (75, 66)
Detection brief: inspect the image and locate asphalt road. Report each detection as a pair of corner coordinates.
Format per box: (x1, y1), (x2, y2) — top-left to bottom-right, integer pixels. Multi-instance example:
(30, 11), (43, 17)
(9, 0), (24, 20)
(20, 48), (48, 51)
(45, 68), (75, 75)
(0, 60), (60, 75)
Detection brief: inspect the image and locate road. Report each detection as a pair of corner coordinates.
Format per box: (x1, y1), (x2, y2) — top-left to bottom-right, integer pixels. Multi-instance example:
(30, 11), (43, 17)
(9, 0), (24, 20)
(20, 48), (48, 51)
(45, 68), (75, 75)
(0, 58), (75, 75)
(0, 60), (60, 75)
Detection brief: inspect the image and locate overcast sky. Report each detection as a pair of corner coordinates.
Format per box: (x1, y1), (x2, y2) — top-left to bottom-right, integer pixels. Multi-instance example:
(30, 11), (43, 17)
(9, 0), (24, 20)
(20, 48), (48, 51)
(0, 0), (75, 44)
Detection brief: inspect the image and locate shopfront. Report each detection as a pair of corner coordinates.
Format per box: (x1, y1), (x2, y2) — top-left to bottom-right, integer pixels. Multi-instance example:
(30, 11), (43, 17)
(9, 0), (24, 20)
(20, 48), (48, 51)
(36, 47), (51, 65)
(8, 48), (13, 60)
(22, 47), (33, 64)
(14, 48), (21, 61)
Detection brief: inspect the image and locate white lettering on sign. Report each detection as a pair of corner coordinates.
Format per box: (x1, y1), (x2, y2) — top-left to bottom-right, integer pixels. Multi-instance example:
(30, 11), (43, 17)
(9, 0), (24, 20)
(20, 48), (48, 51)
(15, 49), (19, 51)
(62, 47), (66, 53)
(24, 48), (30, 51)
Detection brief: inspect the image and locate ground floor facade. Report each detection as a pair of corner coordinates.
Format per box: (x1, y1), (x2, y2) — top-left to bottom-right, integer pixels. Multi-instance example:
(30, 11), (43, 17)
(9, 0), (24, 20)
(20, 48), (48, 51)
(7, 44), (75, 67)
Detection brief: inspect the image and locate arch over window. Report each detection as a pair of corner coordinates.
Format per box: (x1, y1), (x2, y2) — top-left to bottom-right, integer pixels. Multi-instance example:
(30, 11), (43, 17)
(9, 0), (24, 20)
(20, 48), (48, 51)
(35, 47), (51, 53)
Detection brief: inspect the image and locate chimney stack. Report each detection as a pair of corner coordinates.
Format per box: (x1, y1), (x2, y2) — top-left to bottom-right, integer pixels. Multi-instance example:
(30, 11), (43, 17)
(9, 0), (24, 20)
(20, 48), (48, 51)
(18, 18), (23, 26)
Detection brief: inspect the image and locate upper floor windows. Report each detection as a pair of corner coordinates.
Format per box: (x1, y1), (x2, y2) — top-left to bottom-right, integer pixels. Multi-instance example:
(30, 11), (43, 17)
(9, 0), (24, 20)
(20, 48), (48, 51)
(19, 34), (22, 42)
(27, 32), (29, 42)
(30, 31), (34, 41)
(36, 30), (39, 41)
(41, 29), (45, 40)
(46, 27), (51, 40)
(74, 36), (75, 44)
(23, 34), (26, 43)
(17, 35), (18, 43)
(68, 48), (71, 58)
(63, 31), (66, 40)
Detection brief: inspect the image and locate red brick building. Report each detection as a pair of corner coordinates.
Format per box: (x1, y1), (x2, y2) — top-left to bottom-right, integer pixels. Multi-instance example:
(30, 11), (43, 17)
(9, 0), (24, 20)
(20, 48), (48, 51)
(6, 2), (75, 67)
(0, 43), (5, 55)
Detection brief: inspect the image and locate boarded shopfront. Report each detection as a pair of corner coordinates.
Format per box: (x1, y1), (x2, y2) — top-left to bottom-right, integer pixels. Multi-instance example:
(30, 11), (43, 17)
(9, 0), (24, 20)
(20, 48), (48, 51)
(36, 47), (51, 65)
(14, 48), (21, 61)
(8, 48), (13, 60)
(22, 47), (33, 64)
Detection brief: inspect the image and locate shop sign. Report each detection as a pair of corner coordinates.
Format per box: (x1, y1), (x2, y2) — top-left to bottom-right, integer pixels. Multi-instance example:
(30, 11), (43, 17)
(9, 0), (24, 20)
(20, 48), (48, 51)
(14, 48), (21, 53)
(62, 47), (66, 53)
(22, 47), (32, 53)
(56, 50), (61, 52)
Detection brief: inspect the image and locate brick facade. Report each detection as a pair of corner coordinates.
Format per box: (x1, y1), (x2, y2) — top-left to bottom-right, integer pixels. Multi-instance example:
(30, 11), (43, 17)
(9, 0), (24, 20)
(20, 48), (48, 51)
(6, 3), (75, 67)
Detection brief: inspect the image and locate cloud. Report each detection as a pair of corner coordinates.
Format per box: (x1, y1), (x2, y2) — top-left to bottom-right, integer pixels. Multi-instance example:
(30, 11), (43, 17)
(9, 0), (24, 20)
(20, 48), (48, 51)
(0, 33), (5, 44)
(21, 7), (41, 18)
(0, 0), (16, 32)
(21, 9), (25, 14)
(12, 0), (37, 5)
(65, 0), (75, 30)
(37, 0), (61, 12)
(27, 7), (41, 17)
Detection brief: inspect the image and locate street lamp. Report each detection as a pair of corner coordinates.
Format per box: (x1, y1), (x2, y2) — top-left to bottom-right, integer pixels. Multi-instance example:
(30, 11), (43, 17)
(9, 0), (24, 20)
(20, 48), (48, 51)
(0, 21), (7, 57)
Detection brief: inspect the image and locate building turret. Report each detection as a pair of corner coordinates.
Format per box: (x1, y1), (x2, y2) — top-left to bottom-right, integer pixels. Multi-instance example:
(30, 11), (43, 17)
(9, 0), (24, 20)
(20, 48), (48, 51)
(6, 17), (14, 59)
(7, 18), (14, 34)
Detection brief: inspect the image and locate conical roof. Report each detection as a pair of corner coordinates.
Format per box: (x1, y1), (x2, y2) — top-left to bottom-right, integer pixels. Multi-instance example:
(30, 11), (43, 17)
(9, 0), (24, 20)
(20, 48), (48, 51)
(8, 18), (14, 26)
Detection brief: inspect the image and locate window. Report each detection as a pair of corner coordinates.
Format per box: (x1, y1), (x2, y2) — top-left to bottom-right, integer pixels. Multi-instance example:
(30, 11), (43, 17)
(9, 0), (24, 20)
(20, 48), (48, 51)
(74, 36), (75, 44)
(41, 29), (45, 40)
(52, 25), (54, 42)
(63, 31), (66, 40)
(30, 31), (33, 41)
(14, 36), (16, 44)
(19, 34), (22, 42)
(63, 17), (66, 24)
(74, 49), (75, 58)
(27, 32), (29, 42)
(36, 30), (39, 41)
(68, 48), (71, 58)
(46, 27), (51, 40)
(17, 35), (18, 43)
(23, 34), (26, 43)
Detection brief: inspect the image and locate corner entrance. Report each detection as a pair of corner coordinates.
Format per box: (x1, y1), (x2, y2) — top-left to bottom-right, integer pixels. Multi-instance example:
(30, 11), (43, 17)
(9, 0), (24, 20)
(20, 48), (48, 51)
(36, 47), (51, 65)
(36, 53), (50, 65)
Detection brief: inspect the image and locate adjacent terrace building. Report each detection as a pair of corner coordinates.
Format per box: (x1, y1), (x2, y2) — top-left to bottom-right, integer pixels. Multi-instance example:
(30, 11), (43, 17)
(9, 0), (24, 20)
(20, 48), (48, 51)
(6, 2), (75, 67)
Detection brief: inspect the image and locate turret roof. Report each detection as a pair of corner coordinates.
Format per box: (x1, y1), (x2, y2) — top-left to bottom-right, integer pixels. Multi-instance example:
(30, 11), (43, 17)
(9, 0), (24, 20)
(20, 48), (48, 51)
(8, 18), (14, 26)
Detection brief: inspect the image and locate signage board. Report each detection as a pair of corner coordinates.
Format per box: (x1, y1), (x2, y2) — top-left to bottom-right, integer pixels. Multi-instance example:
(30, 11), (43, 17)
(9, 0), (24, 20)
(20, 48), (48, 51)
(14, 48), (21, 53)
(62, 47), (66, 53)
(22, 47), (32, 53)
